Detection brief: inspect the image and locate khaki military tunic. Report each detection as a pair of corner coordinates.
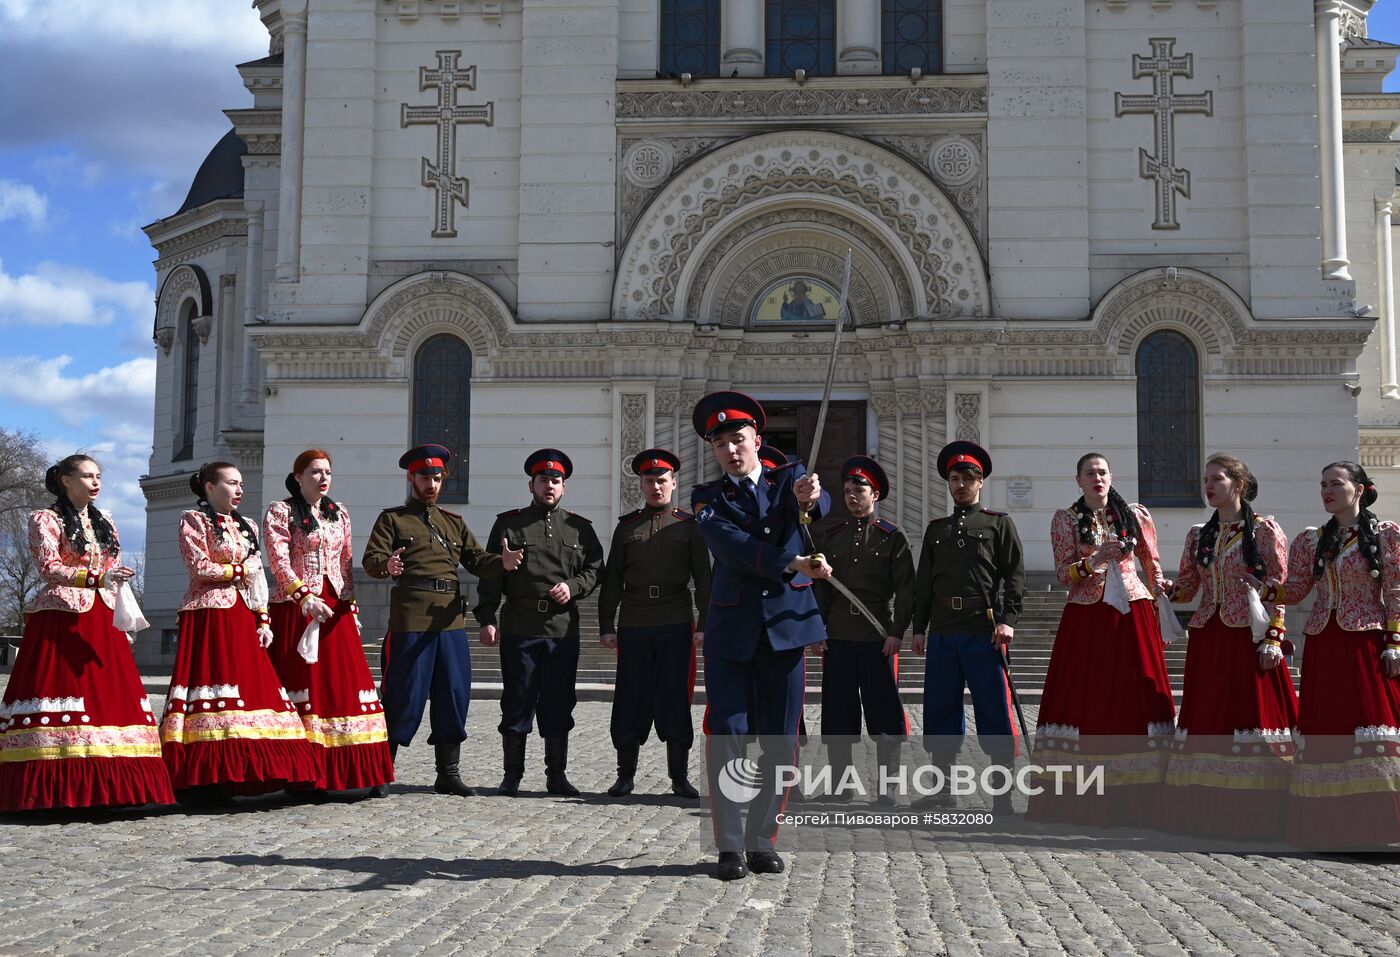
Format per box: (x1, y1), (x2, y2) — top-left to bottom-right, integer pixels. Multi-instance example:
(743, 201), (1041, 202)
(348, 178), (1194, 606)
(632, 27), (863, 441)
(912, 504), (1026, 635)
(597, 505), (713, 633)
(361, 500), (504, 632)
(815, 514), (916, 642)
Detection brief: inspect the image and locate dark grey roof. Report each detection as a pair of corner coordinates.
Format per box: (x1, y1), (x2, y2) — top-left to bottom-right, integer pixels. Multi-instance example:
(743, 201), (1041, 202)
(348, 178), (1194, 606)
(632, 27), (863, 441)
(176, 129), (247, 215)
(237, 52), (284, 69)
(1347, 36), (1400, 50)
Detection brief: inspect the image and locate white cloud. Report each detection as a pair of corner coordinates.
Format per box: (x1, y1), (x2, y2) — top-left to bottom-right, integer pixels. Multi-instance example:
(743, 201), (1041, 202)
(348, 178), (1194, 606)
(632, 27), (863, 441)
(0, 259), (153, 329)
(0, 355), (155, 429)
(0, 1), (266, 52)
(0, 179), (48, 230)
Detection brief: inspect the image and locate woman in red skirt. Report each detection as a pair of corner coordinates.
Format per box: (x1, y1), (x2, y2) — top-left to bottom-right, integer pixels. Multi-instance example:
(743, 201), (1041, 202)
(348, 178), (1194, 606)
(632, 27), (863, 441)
(1264, 461), (1400, 848)
(1161, 453), (1298, 839)
(1026, 453), (1176, 827)
(264, 449), (393, 796)
(160, 462), (318, 805)
(0, 455), (173, 811)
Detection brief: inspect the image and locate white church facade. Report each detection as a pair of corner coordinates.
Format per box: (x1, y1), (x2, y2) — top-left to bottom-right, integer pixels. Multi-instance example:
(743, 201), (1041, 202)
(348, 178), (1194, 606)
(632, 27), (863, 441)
(139, 0), (1400, 662)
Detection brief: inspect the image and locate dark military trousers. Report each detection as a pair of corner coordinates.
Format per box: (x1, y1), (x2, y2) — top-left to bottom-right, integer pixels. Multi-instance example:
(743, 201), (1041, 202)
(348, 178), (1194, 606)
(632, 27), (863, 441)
(610, 622), (695, 750)
(498, 634), (579, 737)
(820, 639), (908, 738)
(922, 631), (1015, 761)
(703, 633), (804, 852)
(381, 628), (472, 746)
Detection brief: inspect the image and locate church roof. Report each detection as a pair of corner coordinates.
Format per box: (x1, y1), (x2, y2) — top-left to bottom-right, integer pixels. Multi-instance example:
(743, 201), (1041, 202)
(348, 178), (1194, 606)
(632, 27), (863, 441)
(175, 129), (247, 215)
(1346, 36), (1400, 50)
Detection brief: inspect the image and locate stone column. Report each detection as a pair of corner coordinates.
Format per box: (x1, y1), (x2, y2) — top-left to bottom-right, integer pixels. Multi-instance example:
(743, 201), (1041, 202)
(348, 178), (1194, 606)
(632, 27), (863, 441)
(721, 0), (763, 77)
(1316, 1), (1352, 280)
(274, 0), (307, 283)
(838, 0), (880, 75)
(1378, 197), (1399, 397)
(242, 203), (264, 405)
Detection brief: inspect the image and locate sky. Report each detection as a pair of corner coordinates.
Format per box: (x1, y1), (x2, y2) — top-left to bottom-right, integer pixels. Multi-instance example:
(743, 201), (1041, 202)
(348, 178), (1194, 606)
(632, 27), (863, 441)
(0, 2), (1399, 553)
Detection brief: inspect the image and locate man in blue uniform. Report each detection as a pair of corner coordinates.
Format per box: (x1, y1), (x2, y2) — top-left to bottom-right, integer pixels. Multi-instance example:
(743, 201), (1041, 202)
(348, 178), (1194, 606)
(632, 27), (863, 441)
(911, 441), (1026, 814)
(690, 392), (831, 881)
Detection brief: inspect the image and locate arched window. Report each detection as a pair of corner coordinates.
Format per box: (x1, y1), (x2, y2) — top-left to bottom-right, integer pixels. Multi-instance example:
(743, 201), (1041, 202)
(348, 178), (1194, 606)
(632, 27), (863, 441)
(412, 334), (472, 502)
(765, 0), (835, 76)
(660, 0), (720, 77)
(882, 0), (943, 75)
(1136, 330), (1201, 507)
(174, 300), (199, 462)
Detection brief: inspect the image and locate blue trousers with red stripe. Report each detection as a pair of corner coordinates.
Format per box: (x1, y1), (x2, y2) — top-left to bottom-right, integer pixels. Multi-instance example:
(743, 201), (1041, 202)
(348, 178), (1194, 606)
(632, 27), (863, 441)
(922, 631), (1014, 762)
(820, 639), (907, 739)
(703, 633), (804, 852)
(380, 628), (472, 747)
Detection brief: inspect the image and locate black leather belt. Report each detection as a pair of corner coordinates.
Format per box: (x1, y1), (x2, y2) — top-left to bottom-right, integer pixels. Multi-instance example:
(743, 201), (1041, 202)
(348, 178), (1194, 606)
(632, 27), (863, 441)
(508, 596), (556, 614)
(935, 595), (989, 612)
(624, 583), (687, 599)
(397, 576), (459, 594)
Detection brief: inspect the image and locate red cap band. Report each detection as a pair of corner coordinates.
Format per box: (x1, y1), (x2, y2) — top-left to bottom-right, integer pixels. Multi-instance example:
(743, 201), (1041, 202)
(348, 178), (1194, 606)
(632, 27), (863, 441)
(642, 459), (670, 472)
(405, 457), (445, 474)
(530, 459), (565, 476)
(949, 453), (983, 471)
(847, 467), (876, 487)
(705, 409), (753, 434)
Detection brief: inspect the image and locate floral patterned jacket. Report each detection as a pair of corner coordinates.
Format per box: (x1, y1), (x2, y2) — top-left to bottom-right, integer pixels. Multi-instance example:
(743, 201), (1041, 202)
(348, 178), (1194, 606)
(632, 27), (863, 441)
(177, 509), (269, 613)
(27, 507), (121, 614)
(1051, 502), (1164, 605)
(1281, 523), (1400, 635)
(1173, 516), (1287, 630)
(262, 501), (355, 604)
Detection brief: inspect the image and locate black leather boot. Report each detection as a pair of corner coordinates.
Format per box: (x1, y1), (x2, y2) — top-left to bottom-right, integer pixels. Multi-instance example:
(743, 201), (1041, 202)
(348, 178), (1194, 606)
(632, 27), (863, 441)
(607, 742), (639, 797)
(667, 740), (699, 799)
(433, 742), (474, 796)
(499, 733), (526, 796)
(368, 743), (397, 799)
(544, 735), (580, 797)
(825, 740), (854, 803)
(875, 739), (902, 806)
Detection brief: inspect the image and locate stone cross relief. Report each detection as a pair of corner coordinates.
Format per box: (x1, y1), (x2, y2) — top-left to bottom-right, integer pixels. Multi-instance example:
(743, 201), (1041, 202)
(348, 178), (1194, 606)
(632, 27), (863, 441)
(1114, 38), (1214, 231)
(400, 50), (494, 238)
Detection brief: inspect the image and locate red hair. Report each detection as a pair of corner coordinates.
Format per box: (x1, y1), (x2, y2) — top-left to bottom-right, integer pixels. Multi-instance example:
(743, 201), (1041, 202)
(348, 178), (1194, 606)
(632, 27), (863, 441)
(292, 448), (333, 475)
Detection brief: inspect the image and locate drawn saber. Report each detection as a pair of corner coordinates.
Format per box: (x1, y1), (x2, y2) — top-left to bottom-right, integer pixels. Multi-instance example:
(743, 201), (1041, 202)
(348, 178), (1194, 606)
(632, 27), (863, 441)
(800, 249), (854, 530)
(826, 574), (887, 639)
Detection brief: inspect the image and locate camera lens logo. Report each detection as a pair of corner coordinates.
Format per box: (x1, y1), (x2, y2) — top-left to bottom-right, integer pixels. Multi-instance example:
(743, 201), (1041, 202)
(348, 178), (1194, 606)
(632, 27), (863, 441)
(717, 757), (763, 804)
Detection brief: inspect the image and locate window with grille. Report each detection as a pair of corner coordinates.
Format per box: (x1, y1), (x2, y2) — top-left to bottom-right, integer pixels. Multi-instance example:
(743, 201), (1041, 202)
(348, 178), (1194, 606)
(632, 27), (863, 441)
(882, 0), (942, 75)
(412, 334), (472, 502)
(660, 0), (720, 77)
(1136, 330), (1201, 507)
(765, 0), (835, 76)
(174, 301), (199, 462)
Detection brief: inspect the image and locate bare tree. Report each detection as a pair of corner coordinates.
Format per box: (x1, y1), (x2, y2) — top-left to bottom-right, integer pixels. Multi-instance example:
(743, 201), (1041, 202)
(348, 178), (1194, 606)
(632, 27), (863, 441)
(0, 429), (49, 635)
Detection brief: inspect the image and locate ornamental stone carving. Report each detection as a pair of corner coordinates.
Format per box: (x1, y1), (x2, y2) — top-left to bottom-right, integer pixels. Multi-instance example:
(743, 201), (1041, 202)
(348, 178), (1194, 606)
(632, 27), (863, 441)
(616, 83), (987, 121)
(929, 136), (980, 188)
(619, 393), (648, 512)
(154, 264), (213, 354)
(612, 131), (988, 323)
(954, 394), (981, 443)
(622, 139), (676, 189)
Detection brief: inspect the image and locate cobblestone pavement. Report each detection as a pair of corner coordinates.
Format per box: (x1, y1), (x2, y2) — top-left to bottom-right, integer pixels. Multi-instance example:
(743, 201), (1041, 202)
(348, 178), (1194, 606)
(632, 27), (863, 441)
(0, 679), (1397, 957)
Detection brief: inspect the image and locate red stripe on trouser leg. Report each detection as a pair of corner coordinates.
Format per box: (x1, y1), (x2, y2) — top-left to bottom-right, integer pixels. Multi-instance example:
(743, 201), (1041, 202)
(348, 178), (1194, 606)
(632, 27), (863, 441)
(1002, 669), (1021, 759)
(892, 652), (910, 735)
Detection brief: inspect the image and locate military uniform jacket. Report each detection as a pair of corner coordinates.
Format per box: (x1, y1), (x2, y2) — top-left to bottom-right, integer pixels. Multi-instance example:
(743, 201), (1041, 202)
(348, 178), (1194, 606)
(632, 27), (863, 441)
(691, 464), (830, 660)
(598, 504), (713, 633)
(362, 500), (505, 632)
(474, 501), (604, 638)
(912, 504), (1026, 635)
(815, 515), (915, 642)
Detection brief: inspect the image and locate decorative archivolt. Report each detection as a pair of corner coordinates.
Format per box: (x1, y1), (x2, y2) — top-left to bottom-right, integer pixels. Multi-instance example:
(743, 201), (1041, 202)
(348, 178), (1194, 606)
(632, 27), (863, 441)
(1090, 267), (1250, 373)
(361, 270), (512, 365)
(153, 264), (214, 355)
(612, 131), (989, 323)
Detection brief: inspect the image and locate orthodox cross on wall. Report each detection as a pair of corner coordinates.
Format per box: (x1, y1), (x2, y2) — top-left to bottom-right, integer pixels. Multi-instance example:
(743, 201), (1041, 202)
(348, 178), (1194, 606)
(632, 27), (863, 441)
(400, 50), (494, 238)
(1114, 38), (1213, 230)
